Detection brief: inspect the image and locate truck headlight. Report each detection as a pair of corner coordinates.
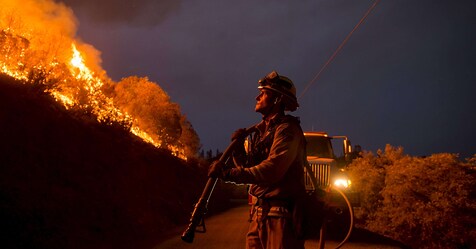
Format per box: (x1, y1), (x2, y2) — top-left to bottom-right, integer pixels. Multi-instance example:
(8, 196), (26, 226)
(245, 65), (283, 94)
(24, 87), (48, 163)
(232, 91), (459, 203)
(334, 178), (351, 188)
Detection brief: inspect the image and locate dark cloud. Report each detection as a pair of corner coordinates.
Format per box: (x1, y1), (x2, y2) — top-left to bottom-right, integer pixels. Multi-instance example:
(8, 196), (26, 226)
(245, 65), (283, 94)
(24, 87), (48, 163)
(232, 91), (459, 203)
(60, 0), (181, 26)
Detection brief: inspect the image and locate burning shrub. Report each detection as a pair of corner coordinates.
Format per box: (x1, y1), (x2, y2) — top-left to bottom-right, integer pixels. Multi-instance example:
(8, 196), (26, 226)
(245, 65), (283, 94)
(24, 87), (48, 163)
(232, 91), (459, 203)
(113, 76), (200, 158)
(348, 145), (476, 248)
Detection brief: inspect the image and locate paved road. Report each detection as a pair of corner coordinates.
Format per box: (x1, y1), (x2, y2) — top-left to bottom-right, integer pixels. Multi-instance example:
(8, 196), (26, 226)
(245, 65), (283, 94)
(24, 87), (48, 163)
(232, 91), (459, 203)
(154, 203), (407, 249)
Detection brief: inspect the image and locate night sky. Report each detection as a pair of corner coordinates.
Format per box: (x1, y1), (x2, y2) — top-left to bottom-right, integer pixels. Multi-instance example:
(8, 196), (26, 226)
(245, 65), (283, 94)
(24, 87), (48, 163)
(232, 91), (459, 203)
(61, 0), (476, 158)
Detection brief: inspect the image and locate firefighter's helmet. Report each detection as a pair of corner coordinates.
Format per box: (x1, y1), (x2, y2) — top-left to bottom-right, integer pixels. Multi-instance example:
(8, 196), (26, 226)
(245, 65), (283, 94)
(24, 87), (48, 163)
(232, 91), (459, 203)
(258, 70), (299, 111)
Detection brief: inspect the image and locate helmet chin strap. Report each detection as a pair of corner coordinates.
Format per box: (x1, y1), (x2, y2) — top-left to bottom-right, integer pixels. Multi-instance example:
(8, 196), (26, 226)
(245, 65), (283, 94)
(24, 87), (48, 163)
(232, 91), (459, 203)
(258, 94), (284, 120)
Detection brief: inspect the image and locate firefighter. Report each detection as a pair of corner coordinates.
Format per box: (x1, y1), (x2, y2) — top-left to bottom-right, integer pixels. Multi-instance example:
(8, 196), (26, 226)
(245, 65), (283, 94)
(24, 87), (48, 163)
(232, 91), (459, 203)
(209, 71), (307, 249)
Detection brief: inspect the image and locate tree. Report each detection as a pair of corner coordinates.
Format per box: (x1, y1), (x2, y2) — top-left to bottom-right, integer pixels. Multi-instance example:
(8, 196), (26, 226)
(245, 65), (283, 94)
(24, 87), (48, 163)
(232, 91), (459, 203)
(113, 76), (200, 158)
(348, 145), (476, 248)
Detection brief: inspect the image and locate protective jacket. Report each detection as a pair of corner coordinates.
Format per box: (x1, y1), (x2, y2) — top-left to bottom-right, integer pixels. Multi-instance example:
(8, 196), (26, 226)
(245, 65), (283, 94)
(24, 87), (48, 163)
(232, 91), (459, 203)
(223, 114), (307, 202)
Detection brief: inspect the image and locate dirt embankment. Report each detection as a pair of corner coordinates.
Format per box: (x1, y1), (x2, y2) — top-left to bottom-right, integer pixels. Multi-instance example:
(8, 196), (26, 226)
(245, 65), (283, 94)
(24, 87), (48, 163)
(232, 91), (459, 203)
(0, 74), (216, 249)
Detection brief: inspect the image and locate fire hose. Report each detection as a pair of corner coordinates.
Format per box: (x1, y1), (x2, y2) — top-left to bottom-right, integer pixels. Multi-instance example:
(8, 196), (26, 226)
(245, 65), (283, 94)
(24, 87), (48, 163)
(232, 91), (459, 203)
(331, 187), (354, 249)
(181, 126), (256, 243)
(304, 164), (354, 249)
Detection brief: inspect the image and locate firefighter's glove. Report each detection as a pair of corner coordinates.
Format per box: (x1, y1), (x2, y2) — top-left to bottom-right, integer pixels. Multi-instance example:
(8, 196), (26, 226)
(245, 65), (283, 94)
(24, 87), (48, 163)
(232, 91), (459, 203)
(231, 128), (248, 141)
(208, 160), (225, 178)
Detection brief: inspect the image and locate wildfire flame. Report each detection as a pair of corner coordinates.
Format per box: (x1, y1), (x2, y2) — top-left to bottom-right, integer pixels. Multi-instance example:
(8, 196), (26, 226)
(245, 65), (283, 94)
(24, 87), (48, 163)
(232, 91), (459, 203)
(63, 44), (183, 158)
(0, 0), (189, 159)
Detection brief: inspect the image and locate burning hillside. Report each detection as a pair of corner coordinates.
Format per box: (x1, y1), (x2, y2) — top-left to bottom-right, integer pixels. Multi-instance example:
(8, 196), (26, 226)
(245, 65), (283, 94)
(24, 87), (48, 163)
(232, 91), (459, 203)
(0, 74), (209, 248)
(0, 1), (243, 248)
(0, 0), (199, 159)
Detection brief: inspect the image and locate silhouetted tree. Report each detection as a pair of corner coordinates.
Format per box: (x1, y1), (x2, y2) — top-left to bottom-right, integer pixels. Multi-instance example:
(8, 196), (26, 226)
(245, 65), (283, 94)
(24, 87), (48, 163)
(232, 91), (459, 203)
(206, 150), (213, 160)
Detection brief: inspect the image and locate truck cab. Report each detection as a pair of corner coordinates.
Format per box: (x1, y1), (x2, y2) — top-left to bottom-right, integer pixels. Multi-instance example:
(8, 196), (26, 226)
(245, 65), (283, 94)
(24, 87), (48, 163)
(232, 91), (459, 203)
(304, 132), (360, 208)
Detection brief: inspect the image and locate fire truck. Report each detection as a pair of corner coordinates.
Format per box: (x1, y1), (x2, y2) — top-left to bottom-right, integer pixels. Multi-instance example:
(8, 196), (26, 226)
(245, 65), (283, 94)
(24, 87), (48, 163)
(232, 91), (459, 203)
(303, 132), (360, 231)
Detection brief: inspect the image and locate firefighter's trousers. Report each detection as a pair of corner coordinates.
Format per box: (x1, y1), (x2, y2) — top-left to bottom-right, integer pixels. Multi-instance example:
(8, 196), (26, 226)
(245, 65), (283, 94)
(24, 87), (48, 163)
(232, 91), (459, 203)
(246, 205), (305, 249)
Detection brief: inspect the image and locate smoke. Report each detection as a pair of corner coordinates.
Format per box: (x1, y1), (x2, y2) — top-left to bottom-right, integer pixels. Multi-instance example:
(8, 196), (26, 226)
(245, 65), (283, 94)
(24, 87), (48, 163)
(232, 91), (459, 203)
(1, 0), (77, 36)
(0, 0), (104, 74)
(60, 0), (181, 27)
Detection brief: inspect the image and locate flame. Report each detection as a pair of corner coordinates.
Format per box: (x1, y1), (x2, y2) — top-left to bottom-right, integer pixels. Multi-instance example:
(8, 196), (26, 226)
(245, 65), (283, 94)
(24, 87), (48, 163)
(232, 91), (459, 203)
(0, 32), (186, 159)
(70, 44), (96, 83)
(60, 44), (185, 159)
(70, 46), (84, 69)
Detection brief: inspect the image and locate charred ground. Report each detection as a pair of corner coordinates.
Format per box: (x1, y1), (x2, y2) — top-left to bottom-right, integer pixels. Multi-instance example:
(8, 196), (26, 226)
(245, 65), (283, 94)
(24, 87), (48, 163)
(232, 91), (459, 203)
(0, 74), (228, 249)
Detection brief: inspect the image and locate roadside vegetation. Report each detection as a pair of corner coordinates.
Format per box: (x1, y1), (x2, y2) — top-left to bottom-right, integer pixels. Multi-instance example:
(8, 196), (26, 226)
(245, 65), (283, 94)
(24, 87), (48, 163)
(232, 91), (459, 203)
(347, 145), (476, 249)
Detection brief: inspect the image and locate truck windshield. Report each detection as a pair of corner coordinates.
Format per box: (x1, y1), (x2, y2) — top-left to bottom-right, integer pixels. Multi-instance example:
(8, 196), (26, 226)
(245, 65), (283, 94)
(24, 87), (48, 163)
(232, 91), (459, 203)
(305, 136), (334, 158)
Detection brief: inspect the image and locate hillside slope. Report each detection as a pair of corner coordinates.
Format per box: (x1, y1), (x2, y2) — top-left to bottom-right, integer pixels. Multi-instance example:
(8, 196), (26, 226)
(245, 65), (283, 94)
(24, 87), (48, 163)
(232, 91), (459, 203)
(0, 74), (208, 249)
